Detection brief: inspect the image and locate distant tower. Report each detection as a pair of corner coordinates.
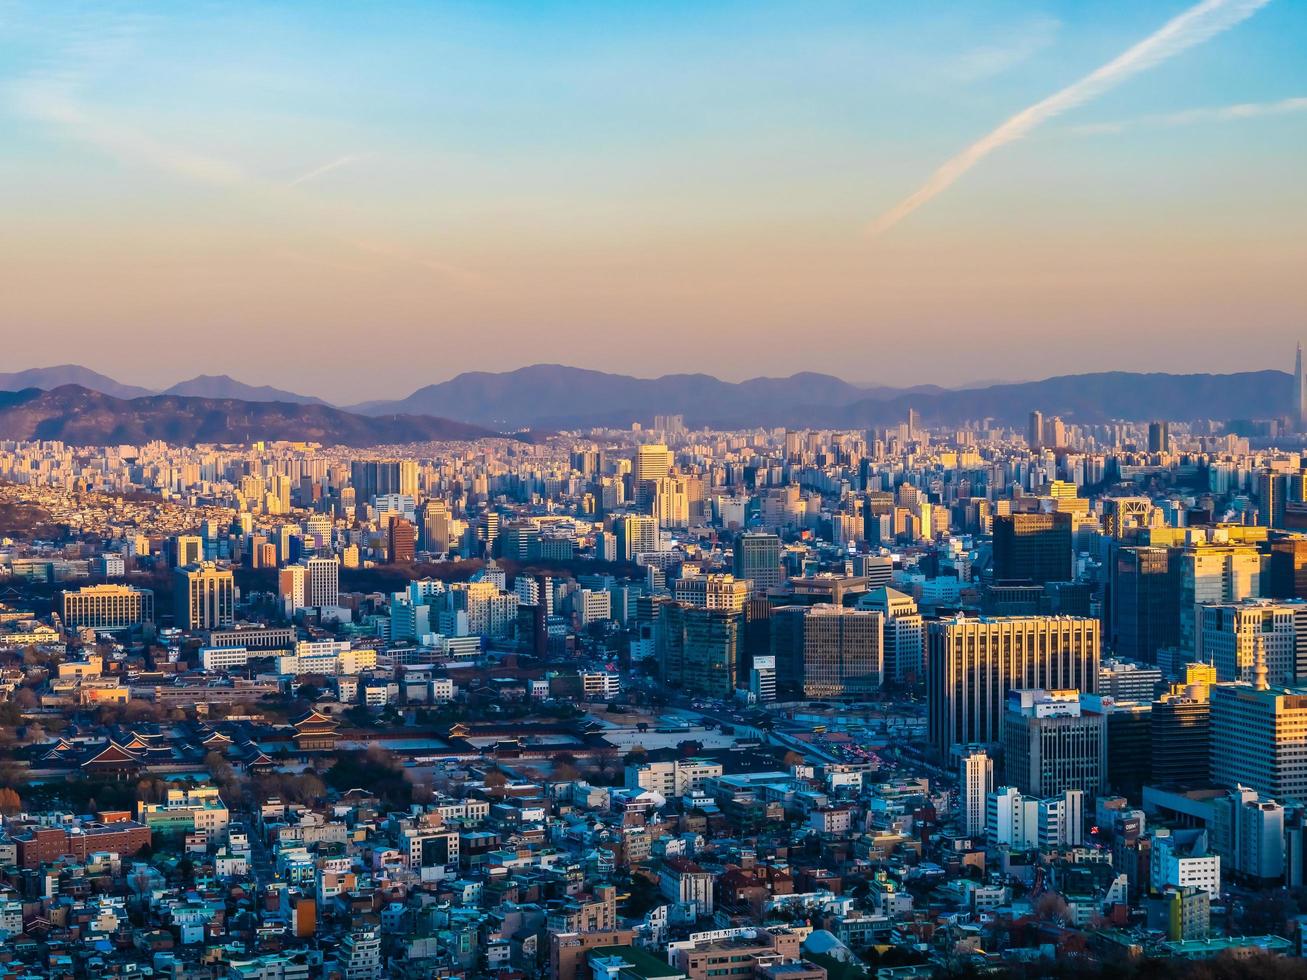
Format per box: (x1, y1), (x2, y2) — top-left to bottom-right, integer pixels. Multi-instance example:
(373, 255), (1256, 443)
(1296, 343), (1307, 432)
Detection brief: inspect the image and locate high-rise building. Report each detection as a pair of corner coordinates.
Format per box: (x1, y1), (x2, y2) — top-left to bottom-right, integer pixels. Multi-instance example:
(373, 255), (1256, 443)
(1197, 599), (1307, 686)
(173, 534), (204, 568)
(304, 556), (340, 609)
(388, 518), (417, 563)
(1111, 546), (1179, 664)
(858, 586), (924, 685)
(927, 615), (1100, 757)
(633, 443), (672, 485)
(614, 515), (659, 561)
(673, 573), (749, 612)
(1001, 689), (1106, 799)
(958, 747), (994, 837)
(1151, 664), (1215, 789)
(174, 562), (235, 631)
(1147, 421), (1170, 453)
(348, 459), (418, 505)
(791, 604), (883, 698)
(421, 499), (452, 554)
(733, 532), (782, 593)
(1211, 672), (1307, 803)
(1258, 471), (1287, 529)
(1268, 538), (1307, 600)
(278, 564), (306, 613)
(992, 512), (1072, 584)
(62, 584), (155, 631)
(1176, 538), (1263, 658)
(1028, 411), (1044, 451)
(652, 475), (690, 528)
(658, 604), (738, 698)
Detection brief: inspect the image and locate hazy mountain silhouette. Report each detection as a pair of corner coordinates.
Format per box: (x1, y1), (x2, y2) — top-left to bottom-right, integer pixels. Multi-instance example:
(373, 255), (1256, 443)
(163, 374), (326, 405)
(0, 386), (500, 447)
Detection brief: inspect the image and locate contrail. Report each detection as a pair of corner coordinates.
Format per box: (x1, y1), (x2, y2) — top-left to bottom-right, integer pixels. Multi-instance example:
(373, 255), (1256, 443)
(869, 0), (1272, 236)
(288, 153), (364, 187)
(1069, 95), (1307, 135)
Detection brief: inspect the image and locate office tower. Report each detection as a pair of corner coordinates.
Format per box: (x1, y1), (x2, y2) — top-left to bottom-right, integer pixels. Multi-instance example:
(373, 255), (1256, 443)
(1111, 546), (1179, 664)
(792, 604), (884, 698)
(1258, 471), (1287, 529)
(421, 499), (451, 554)
(173, 534), (204, 568)
(276, 524), (298, 565)
(498, 521), (540, 560)
(652, 475), (690, 528)
(992, 512), (1072, 585)
(174, 562), (235, 630)
(62, 584), (155, 631)
(1147, 421), (1170, 453)
(448, 580), (518, 639)
(1027, 411), (1044, 451)
(350, 459), (418, 504)
(1177, 539), (1263, 659)
(571, 449), (601, 477)
(304, 556), (340, 609)
(1210, 670), (1307, 803)
(658, 604), (738, 698)
(388, 518), (417, 563)
(927, 615), (1100, 756)
(733, 532), (783, 593)
(614, 515), (659, 561)
(1098, 658), (1164, 702)
(1001, 690), (1106, 799)
(958, 747), (994, 837)
(1297, 341), (1307, 433)
(673, 573), (749, 612)
(1268, 538), (1307, 600)
(1151, 665), (1215, 788)
(279, 565), (306, 613)
(859, 586), (924, 685)
(1079, 694), (1152, 799)
(1197, 600), (1307, 685)
(633, 443), (672, 484)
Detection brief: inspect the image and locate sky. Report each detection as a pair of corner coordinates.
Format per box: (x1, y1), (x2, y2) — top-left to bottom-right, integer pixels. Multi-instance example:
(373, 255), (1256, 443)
(1, 0), (1305, 401)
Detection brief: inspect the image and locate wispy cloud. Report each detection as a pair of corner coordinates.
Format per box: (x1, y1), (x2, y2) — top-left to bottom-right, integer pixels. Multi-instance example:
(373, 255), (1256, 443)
(10, 68), (482, 285)
(946, 15), (1061, 84)
(1068, 96), (1307, 135)
(868, 0), (1272, 236)
(288, 153), (367, 187)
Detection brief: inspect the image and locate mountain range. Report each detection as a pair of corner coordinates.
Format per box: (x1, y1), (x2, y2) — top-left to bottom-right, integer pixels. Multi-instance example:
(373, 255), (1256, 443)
(0, 387), (498, 447)
(0, 363), (1293, 431)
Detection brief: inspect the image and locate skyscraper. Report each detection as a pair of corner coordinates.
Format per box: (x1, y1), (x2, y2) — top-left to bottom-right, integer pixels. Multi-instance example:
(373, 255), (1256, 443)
(1148, 421), (1170, 453)
(958, 748), (994, 837)
(992, 512), (1073, 584)
(388, 518), (417, 563)
(1111, 546), (1179, 664)
(1001, 689), (1106, 799)
(790, 604), (884, 698)
(174, 562), (235, 630)
(733, 532), (782, 593)
(1027, 410), (1044, 451)
(304, 555), (341, 609)
(927, 615), (1100, 756)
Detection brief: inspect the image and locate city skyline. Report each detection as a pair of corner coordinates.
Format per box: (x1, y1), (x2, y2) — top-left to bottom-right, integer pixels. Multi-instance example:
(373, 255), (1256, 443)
(2, 1), (1305, 397)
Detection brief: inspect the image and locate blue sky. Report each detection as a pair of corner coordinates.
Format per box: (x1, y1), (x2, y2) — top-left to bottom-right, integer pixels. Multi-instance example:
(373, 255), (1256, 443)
(1, 1), (1304, 396)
